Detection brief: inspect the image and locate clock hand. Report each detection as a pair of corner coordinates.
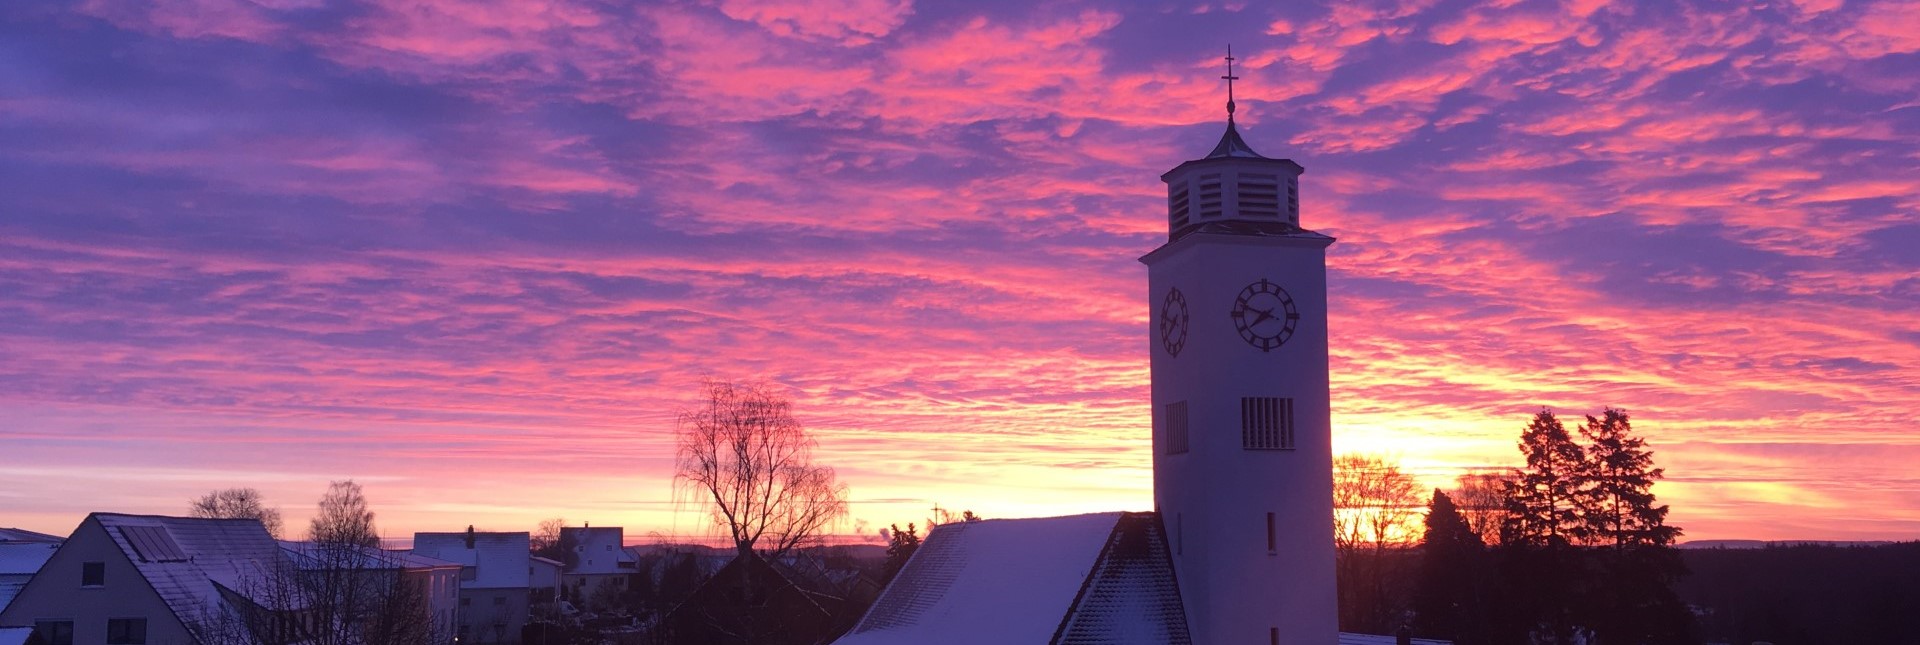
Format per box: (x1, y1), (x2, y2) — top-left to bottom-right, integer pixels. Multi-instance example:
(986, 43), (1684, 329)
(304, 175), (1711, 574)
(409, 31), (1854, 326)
(1248, 307), (1275, 326)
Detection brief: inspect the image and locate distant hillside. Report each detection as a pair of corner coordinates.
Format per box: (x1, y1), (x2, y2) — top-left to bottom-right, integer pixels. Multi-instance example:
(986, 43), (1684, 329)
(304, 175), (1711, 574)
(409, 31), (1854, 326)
(1677, 541), (1920, 645)
(1679, 539), (1895, 549)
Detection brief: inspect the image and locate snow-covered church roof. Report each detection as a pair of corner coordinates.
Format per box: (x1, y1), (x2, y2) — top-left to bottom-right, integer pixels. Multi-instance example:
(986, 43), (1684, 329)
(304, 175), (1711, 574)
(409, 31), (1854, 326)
(834, 512), (1191, 645)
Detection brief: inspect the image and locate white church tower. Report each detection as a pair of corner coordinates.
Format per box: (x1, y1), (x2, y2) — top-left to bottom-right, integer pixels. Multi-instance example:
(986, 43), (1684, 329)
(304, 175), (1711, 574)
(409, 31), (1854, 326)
(1141, 51), (1338, 645)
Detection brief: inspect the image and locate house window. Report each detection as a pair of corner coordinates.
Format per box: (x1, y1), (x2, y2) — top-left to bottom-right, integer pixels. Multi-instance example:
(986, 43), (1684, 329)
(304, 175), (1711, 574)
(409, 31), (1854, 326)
(81, 562), (105, 587)
(461, 597), (470, 607)
(1241, 397), (1294, 450)
(1266, 512), (1277, 554)
(1165, 401), (1189, 455)
(106, 618), (147, 645)
(494, 596), (506, 606)
(34, 621), (73, 645)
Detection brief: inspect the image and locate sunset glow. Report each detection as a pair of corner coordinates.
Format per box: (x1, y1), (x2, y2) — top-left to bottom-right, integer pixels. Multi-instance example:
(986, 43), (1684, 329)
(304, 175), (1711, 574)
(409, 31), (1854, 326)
(3, 0), (1917, 544)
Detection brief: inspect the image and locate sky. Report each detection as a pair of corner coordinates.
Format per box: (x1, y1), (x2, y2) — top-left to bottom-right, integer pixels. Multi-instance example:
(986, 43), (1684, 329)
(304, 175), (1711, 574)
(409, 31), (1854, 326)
(2, 0), (1917, 544)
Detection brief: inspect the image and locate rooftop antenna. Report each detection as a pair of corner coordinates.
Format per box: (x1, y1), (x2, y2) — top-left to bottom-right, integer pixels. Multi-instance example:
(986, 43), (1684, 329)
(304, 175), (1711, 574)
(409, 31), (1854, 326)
(1222, 44), (1240, 123)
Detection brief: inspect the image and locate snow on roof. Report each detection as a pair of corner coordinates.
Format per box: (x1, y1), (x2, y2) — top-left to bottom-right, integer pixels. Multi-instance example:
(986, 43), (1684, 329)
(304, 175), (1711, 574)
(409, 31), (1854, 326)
(411, 532), (530, 589)
(1053, 513), (1191, 644)
(0, 542), (58, 576)
(0, 626), (35, 645)
(93, 513), (283, 631)
(836, 512), (1125, 645)
(1338, 633), (1452, 645)
(561, 526), (626, 574)
(0, 528), (61, 543)
(0, 541), (60, 609)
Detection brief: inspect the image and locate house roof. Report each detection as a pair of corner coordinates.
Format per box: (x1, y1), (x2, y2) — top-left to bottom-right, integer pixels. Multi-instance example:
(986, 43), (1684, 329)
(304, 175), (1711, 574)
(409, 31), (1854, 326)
(277, 540), (459, 572)
(92, 513), (283, 633)
(0, 543), (59, 577)
(838, 512), (1189, 645)
(411, 532), (530, 589)
(1338, 633), (1453, 645)
(0, 626), (35, 645)
(0, 528), (61, 544)
(0, 542), (60, 610)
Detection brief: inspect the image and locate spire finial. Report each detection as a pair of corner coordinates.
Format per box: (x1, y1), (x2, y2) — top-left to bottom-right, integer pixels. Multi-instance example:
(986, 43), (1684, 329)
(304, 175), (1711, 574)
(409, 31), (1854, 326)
(1222, 44), (1239, 122)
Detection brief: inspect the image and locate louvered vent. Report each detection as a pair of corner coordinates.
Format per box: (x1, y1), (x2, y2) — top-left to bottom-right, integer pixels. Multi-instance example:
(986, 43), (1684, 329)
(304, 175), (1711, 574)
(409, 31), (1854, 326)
(1168, 184), (1190, 232)
(1239, 174), (1281, 218)
(1287, 176), (1300, 223)
(1241, 397), (1294, 450)
(1197, 174), (1222, 219)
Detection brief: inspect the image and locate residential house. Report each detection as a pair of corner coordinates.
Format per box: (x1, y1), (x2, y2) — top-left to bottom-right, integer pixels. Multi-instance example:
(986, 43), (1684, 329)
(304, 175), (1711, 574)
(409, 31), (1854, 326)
(0, 529), (61, 613)
(277, 539), (463, 641)
(411, 529), (531, 644)
(0, 513), (283, 645)
(557, 526), (633, 608)
(527, 557), (562, 606)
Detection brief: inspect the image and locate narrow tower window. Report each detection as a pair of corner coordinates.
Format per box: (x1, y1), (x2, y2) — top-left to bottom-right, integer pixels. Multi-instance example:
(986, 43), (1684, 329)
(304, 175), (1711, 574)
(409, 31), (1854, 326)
(1241, 397), (1295, 450)
(1267, 512), (1276, 554)
(1270, 627), (1280, 645)
(1165, 401), (1189, 455)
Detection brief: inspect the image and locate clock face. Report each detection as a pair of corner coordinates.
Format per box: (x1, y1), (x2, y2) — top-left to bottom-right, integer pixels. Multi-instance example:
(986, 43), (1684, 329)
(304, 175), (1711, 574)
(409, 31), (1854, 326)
(1230, 279), (1299, 352)
(1160, 287), (1189, 357)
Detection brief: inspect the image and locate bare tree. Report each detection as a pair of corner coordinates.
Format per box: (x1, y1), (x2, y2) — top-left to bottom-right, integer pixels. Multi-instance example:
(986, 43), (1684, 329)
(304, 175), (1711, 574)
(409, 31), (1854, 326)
(1448, 471), (1513, 547)
(675, 380), (849, 560)
(190, 488), (285, 539)
(532, 517), (566, 553)
(1332, 453), (1423, 633)
(309, 480), (378, 549)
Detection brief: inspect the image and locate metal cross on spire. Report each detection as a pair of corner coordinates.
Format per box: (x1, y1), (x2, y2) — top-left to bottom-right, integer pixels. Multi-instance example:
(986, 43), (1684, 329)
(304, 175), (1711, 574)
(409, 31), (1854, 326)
(1222, 44), (1240, 122)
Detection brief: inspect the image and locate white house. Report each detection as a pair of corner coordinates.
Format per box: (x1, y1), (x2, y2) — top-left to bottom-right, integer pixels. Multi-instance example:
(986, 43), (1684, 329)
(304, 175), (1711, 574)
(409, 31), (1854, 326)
(837, 65), (1341, 644)
(0, 513), (284, 645)
(412, 529), (533, 644)
(557, 525), (632, 604)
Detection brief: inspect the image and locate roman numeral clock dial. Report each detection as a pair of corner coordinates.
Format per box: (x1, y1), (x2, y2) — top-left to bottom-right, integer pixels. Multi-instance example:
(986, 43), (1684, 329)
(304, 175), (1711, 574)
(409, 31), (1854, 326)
(1160, 287), (1189, 357)
(1230, 278), (1299, 352)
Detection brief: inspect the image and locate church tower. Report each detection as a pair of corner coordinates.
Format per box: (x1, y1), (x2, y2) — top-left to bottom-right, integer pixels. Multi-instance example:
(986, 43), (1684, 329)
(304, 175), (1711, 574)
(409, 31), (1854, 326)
(1141, 51), (1338, 645)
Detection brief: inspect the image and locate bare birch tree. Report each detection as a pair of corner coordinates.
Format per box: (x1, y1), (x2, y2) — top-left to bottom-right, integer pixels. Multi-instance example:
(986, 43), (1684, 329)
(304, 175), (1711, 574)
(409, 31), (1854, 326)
(1332, 453), (1423, 633)
(675, 380), (848, 559)
(190, 488), (285, 539)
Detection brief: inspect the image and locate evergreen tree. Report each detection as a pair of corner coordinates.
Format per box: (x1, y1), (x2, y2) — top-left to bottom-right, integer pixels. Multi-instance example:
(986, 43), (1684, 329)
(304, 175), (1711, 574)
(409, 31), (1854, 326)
(1577, 408), (1695, 645)
(1579, 408), (1678, 548)
(1497, 409), (1592, 645)
(1502, 409), (1590, 547)
(1413, 490), (1486, 644)
(881, 523), (920, 584)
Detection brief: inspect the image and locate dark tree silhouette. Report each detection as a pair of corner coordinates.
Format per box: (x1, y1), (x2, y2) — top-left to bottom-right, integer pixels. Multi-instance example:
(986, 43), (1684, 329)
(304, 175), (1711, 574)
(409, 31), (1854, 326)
(675, 380), (848, 560)
(1577, 408), (1694, 645)
(309, 480), (379, 549)
(1413, 490), (1487, 643)
(1502, 409), (1591, 547)
(189, 487), (285, 538)
(881, 523), (920, 584)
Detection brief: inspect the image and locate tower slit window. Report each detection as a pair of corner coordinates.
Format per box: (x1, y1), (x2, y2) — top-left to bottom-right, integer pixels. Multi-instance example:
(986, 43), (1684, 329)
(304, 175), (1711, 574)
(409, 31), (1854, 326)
(1266, 512), (1276, 554)
(1165, 401), (1189, 455)
(1241, 397), (1294, 450)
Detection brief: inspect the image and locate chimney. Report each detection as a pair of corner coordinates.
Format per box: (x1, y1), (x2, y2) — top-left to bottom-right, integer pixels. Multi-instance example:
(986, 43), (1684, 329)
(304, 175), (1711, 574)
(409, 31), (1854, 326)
(465, 525), (476, 549)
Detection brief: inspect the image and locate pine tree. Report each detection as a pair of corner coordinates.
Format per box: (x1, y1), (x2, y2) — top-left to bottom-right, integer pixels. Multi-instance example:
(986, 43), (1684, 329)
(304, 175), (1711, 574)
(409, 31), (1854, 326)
(1577, 408), (1695, 644)
(881, 523), (920, 583)
(1501, 409), (1590, 547)
(1414, 490), (1486, 643)
(1579, 408), (1678, 548)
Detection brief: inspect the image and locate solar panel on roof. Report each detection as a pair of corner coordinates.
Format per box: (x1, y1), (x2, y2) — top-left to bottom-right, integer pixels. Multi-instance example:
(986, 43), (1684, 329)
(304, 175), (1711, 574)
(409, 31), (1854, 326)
(119, 525), (190, 563)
